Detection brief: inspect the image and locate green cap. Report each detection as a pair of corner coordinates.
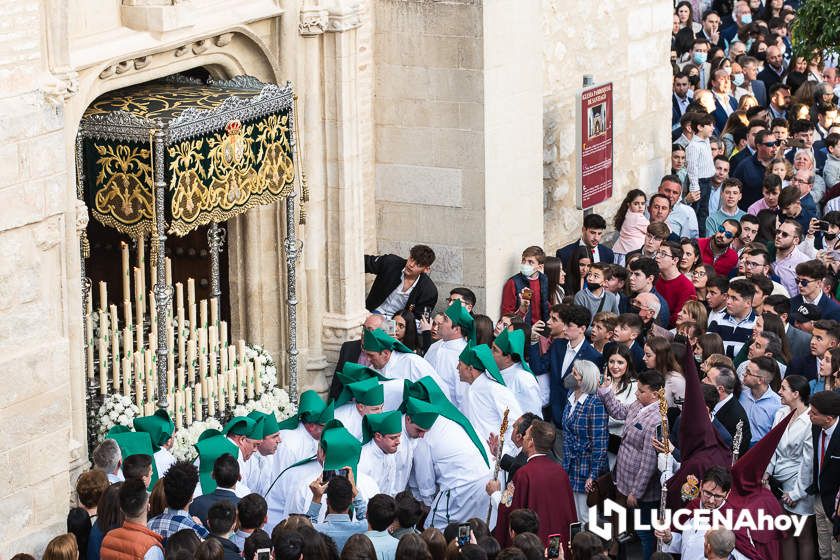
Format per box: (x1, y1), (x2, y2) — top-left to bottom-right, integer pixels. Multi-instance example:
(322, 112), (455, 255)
(320, 420), (362, 473)
(133, 410), (175, 451)
(107, 427), (158, 489)
(277, 390), (334, 430)
(459, 344), (506, 386)
(222, 416), (260, 438)
(336, 362), (389, 385)
(445, 300), (475, 341)
(363, 328), (413, 354)
(248, 411), (280, 438)
(403, 397), (440, 430)
(346, 377), (384, 406)
(362, 410), (404, 443)
(194, 430), (240, 494)
(493, 328), (533, 374)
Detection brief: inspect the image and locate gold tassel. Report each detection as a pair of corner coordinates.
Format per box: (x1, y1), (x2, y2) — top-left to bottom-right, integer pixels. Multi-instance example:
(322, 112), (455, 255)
(80, 230), (91, 259)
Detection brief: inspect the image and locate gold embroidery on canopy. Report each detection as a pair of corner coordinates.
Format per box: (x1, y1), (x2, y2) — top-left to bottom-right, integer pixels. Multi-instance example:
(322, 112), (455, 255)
(91, 144), (154, 235)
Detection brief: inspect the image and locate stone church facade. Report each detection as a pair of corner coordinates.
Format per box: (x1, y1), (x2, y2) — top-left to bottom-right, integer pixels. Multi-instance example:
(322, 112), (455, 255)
(0, 0), (670, 553)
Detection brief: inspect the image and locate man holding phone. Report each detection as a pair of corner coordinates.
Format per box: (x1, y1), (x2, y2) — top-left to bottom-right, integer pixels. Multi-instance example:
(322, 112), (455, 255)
(487, 420), (576, 558)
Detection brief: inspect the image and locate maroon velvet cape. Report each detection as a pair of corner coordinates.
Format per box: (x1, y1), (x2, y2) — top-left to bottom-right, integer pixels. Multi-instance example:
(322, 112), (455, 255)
(493, 455), (577, 558)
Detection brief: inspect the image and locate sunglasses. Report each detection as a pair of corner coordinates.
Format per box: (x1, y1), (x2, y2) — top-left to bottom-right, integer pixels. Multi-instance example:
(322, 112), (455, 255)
(775, 229), (793, 238)
(795, 277), (812, 286)
(761, 141), (780, 147)
(716, 225), (734, 239)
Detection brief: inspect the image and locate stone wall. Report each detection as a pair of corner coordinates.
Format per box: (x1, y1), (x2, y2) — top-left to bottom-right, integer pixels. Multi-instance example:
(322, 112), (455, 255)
(373, 0), (543, 316)
(0, 0), (75, 554)
(542, 0), (673, 250)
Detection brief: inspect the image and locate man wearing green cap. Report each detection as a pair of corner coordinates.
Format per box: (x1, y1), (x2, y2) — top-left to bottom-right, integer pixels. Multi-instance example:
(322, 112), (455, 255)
(242, 411), (281, 496)
(267, 390), (334, 527)
(133, 410), (177, 478)
(424, 301), (473, 411)
(221, 416), (263, 497)
(357, 410), (407, 496)
(403, 396), (492, 529)
(363, 328), (450, 404)
(459, 344), (523, 459)
(334, 378), (386, 440)
(267, 421), (378, 532)
(492, 329), (543, 418)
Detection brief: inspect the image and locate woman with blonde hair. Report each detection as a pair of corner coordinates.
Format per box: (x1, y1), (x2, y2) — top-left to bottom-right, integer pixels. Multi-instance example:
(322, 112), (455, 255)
(720, 110), (749, 157)
(737, 94), (758, 112)
(674, 299), (708, 335)
(44, 534), (78, 560)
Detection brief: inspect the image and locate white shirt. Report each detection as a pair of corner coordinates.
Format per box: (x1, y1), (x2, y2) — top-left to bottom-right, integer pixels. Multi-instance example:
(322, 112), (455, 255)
(423, 338), (467, 409)
(579, 240), (600, 263)
(358, 440), (397, 496)
(663, 503), (749, 560)
(666, 201), (700, 239)
(154, 448), (176, 478)
(380, 350), (447, 409)
(561, 339), (584, 379)
(463, 373), (523, 459)
(500, 363), (543, 418)
(245, 450), (276, 496)
(375, 270), (420, 316)
(712, 393), (733, 416)
(229, 437), (254, 497)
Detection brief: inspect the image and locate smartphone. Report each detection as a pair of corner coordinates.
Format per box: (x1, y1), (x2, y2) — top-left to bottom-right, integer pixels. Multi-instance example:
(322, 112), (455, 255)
(384, 318), (397, 336)
(547, 534), (562, 558)
(819, 220), (830, 232)
(569, 522), (583, 540)
(457, 523), (471, 547)
(322, 468), (348, 483)
(256, 549), (271, 560)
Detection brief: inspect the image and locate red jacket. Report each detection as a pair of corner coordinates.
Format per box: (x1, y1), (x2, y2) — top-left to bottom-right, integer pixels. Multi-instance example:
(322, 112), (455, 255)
(697, 237), (738, 276)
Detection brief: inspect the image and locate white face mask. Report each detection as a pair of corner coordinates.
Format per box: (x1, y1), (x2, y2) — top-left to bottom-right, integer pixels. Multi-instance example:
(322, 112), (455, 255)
(520, 264), (535, 277)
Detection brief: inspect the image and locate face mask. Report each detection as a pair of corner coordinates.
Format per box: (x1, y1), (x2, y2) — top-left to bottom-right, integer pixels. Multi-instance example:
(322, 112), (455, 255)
(520, 264), (535, 277)
(588, 282), (602, 292)
(563, 375), (579, 390)
(757, 51), (767, 62)
(674, 333), (689, 346)
(741, 14), (752, 25)
(826, 233), (838, 241)
(732, 73), (745, 86)
(693, 52), (708, 65)
(689, 75), (700, 86)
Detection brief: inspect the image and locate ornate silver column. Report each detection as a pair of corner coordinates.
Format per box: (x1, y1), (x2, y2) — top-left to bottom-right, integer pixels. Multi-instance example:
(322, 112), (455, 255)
(283, 191), (299, 402)
(207, 221), (226, 300)
(153, 124), (170, 410)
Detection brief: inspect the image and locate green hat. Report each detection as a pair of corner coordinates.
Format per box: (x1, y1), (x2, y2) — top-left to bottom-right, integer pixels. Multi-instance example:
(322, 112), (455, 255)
(133, 410), (175, 451)
(222, 416), (260, 438)
(362, 410), (403, 443)
(320, 421), (362, 473)
(336, 362), (389, 385)
(403, 397), (440, 430)
(363, 328), (413, 354)
(106, 427), (158, 489)
(343, 377), (384, 407)
(445, 300), (475, 341)
(194, 430), (240, 494)
(248, 411), (280, 438)
(459, 344), (506, 386)
(277, 390), (335, 430)
(493, 328), (533, 374)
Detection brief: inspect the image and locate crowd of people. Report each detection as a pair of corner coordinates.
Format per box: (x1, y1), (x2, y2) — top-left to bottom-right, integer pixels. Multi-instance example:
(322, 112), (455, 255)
(20, 1), (840, 560)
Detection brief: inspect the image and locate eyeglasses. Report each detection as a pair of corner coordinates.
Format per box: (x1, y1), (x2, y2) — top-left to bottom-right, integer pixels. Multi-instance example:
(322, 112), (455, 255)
(655, 251), (675, 259)
(744, 260), (764, 269)
(716, 225), (734, 239)
(775, 229), (793, 238)
(796, 277), (812, 286)
(700, 488), (728, 501)
(761, 141), (780, 147)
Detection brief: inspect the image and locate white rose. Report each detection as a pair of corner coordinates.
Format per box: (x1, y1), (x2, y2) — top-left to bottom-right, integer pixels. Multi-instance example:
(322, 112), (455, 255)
(117, 414), (128, 425)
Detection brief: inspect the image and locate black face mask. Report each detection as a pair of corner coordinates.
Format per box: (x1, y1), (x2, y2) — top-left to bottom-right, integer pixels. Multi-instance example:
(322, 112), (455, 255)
(588, 283), (602, 292)
(826, 233), (838, 241)
(689, 75), (700, 86)
(756, 51), (767, 61)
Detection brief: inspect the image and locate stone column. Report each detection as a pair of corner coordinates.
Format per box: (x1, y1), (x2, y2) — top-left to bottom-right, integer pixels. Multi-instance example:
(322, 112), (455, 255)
(320, 0), (369, 369)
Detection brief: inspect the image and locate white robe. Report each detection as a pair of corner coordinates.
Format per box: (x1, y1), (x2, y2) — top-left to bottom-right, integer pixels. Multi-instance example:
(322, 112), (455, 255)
(153, 447), (176, 478)
(423, 339), (466, 409)
(266, 459), (321, 533)
(264, 424), (319, 521)
(358, 441), (397, 496)
(288, 471), (380, 523)
(393, 418), (417, 494)
(410, 415), (492, 529)
(499, 363), (543, 418)
(381, 350), (451, 407)
(463, 373), (523, 458)
(244, 451), (276, 496)
(333, 403), (364, 440)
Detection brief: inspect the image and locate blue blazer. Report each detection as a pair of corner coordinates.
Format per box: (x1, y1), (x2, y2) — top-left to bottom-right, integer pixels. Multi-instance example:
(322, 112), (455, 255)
(556, 241), (615, 268)
(529, 339), (603, 425)
(790, 294), (840, 323)
(712, 95), (738, 134)
(749, 80), (767, 108)
(788, 354), (818, 382)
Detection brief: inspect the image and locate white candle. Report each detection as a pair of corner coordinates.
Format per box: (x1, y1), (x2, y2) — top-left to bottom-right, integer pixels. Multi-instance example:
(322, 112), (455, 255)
(207, 377), (216, 417)
(228, 346), (237, 369)
(98, 281), (107, 312)
(111, 327), (121, 385)
(187, 338), (196, 386)
(146, 349), (155, 403)
(198, 327), (207, 356)
(123, 326), (132, 360)
(177, 366), (185, 391)
(193, 383), (202, 422)
(175, 390), (184, 430)
(208, 326), (218, 355)
(254, 357), (264, 396)
(227, 370), (236, 408)
(199, 299), (208, 330)
(209, 351), (217, 379)
(199, 351), (207, 382)
(85, 296), (94, 379)
(237, 365), (246, 404)
(176, 282), (185, 367)
(210, 298), (219, 329)
(98, 336), (108, 395)
(220, 321), (228, 350)
(121, 241), (130, 302)
(185, 386), (193, 426)
(122, 356), (132, 397)
(246, 361), (255, 400)
(187, 279), (196, 339)
(165, 257), (172, 288)
(167, 325), (175, 376)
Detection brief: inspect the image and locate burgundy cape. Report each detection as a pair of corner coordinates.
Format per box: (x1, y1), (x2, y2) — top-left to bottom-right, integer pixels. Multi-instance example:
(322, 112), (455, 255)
(493, 455), (577, 558)
(666, 351), (732, 509)
(723, 409), (794, 560)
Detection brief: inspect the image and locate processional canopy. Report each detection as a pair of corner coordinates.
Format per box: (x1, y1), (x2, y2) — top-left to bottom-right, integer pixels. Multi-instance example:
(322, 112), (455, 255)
(79, 75), (296, 237)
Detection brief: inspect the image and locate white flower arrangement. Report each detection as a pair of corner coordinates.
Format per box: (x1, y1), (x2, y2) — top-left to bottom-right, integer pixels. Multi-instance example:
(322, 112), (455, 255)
(232, 386), (296, 419)
(96, 394), (140, 441)
(171, 417), (223, 462)
(244, 344), (279, 393)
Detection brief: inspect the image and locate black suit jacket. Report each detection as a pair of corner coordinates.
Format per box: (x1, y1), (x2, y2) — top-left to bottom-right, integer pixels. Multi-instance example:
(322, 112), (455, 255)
(556, 241), (615, 269)
(808, 423), (840, 515)
(757, 65), (784, 93)
(713, 396), (751, 458)
(364, 254), (438, 314)
(330, 339), (363, 400)
(500, 450), (528, 483)
(188, 488), (240, 526)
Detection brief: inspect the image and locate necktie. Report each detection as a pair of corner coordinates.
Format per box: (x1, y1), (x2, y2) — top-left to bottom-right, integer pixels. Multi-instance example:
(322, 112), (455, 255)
(821, 431), (828, 473)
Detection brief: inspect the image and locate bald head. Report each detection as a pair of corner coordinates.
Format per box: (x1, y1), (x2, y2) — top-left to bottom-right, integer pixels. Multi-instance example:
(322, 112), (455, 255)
(363, 314), (385, 331)
(636, 292), (661, 314)
(766, 46), (783, 70)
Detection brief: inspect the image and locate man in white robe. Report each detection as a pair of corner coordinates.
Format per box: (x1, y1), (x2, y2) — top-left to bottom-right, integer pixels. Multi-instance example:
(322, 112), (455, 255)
(357, 410), (405, 495)
(362, 328), (450, 407)
(242, 410), (281, 496)
(133, 409), (177, 479)
(424, 301), (473, 410)
(458, 344), (523, 459)
(333, 377), (385, 440)
(222, 415), (263, 497)
(403, 394), (492, 529)
(492, 329), (543, 418)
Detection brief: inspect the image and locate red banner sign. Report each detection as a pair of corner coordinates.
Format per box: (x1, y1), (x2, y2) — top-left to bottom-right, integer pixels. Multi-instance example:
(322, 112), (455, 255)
(577, 82), (614, 210)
